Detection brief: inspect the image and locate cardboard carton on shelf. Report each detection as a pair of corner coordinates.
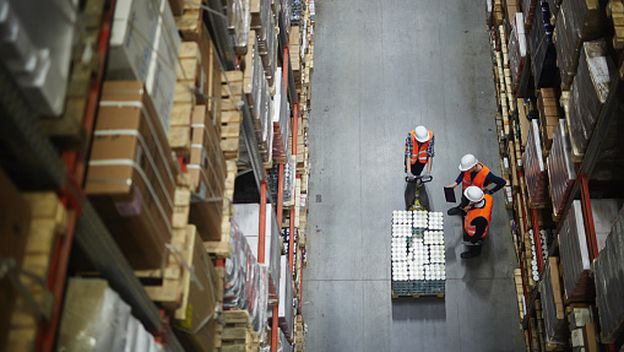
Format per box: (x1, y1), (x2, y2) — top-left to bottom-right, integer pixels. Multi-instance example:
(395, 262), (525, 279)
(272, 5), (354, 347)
(172, 225), (221, 352)
(86, 81), (178, 269)
(188, 106), (226, 242)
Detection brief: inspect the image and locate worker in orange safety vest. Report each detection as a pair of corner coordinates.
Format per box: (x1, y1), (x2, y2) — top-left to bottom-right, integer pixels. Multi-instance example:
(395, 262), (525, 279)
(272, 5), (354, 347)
(461, 186), (494, 259)
(404, 125), (434, 177)
(446, 154), (506, 216)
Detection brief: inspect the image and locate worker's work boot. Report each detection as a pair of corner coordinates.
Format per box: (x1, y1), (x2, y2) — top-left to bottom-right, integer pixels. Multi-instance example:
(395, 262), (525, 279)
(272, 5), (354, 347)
(447, 207), (465, 216)
(460, 244), (482, 259)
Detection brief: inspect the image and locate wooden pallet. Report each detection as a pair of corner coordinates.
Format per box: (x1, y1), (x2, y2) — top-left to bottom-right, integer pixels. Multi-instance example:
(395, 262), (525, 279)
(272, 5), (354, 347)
(7, 193), (67, 351)
(134, 187), (193, 308)
(609, 0), (624, 49)
(220, 71), (244, 160)
(205, 160), (237, 257)
(537, 88), (560, 156)
(175, 2), (223, 120)
(219, 310), (260, 352)
(391, 291), (445, 299)
(169, 42), (202, 155)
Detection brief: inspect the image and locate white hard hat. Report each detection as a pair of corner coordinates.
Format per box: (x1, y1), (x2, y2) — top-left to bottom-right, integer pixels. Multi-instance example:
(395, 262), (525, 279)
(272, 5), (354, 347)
(464, 186), (485, 203)
(414, 126), (430, 143)
(459, 154), (478, 171)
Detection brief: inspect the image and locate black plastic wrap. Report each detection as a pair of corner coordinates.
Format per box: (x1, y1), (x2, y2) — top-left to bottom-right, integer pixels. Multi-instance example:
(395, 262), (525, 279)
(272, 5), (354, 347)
(554, 0), (605, 87)
(539, 258), (569, 347)
(594, 205), (624, 341)
(558, 201), (590, 301)
(566, 40), (613, 160)
(529, 1), (556, 88)
(547, 120), (575, 217)
(523, 120), (548, 206)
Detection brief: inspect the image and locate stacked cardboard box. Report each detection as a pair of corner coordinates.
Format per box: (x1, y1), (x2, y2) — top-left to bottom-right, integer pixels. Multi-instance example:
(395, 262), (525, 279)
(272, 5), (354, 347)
(547, 120), (576, 218)
(537, 88), (560, 152)
(594, 205), (624, 342)
(172, 226), (221, 351)
(523, 120), (548, 207)
(554, 0), (604, 88)
(187, 105), (227, 241)
(566, 40), (613, 160)
(568, 306), (599, 352)
(86, 81), (177, 269)
(539, 257), (568, 349)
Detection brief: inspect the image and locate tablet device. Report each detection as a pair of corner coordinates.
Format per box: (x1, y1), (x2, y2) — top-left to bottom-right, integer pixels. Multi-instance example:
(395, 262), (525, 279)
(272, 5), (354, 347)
(444, 187), (456, 203)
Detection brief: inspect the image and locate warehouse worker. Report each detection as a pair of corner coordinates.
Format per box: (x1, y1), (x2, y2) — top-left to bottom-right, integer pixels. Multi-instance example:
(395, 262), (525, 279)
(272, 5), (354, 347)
(404, 125), (434, 177)
(461, 186), (493, 259)
(446, 154), (506, 216)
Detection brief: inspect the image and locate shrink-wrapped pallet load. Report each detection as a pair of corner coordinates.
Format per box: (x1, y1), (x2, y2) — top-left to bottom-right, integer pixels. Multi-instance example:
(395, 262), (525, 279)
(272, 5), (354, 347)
(554, 0), (604, 87)
(566, 40), (613, 160)
(523, 120), (548, 207)
(594, 205), (624, 342)
(547, 120), (575, 217)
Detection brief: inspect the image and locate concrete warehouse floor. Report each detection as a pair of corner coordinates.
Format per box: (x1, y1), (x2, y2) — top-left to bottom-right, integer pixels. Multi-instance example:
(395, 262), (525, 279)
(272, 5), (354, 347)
(302, 1), (524, 351)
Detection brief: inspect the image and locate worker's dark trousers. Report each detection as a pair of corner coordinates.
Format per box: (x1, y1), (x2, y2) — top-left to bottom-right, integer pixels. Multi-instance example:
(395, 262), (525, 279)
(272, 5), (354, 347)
(457, 194), (469, 208)
(463, 232), (484, 256)
(409, 162), (426, 176)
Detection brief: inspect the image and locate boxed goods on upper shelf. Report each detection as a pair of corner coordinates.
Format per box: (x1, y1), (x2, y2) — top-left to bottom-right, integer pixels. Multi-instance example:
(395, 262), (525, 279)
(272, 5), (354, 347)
(539, 257), (568, 349)
(566, 40), (614, 161)
(554, 0), (604, 88)
(594, 205), (624, 342)
(547, 120), (575, 218)
(523, 120), (548, 207)
(188, 106), (227, 242)
(558, 200), (620, 302)
(86, 81), (178, 269)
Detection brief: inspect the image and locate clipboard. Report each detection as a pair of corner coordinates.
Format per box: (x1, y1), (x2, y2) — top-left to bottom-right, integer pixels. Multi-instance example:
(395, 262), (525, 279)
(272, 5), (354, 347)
(444, 187), (456, 203)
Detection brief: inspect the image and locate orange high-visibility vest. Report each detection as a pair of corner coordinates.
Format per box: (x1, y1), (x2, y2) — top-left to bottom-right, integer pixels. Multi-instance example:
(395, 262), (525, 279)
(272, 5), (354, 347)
(464, 194), (493, 239)
(461, 164), (491, 190)
(410, 130), (433, 164)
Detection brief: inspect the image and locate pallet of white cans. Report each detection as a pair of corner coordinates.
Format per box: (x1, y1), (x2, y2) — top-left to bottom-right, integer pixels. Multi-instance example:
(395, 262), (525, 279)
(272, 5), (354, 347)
(391, 210), (446, 299)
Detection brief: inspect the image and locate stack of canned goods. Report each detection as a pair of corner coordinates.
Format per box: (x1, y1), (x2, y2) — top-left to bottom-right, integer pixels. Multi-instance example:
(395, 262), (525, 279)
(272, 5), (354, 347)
(391, 210), (447, 294)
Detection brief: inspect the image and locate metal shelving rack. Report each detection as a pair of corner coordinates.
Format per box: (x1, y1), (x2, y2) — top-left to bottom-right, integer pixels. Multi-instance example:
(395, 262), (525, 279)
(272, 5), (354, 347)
(0, 1), (184, 350)
(487, 3), (624, 350)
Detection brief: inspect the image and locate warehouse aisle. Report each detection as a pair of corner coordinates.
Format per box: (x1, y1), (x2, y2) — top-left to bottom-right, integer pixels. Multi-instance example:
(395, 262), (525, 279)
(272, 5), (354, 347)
(303, 1), (524, 351)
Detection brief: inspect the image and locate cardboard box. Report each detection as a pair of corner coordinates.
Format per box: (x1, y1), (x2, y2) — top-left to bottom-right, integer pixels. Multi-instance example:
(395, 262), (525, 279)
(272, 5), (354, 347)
(107, 0), (160, 81)
(86, 81), (177, 269)
(173, 226), (220, 351)
(188, 106), (226, 241)
(0, 171), (31, 351)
